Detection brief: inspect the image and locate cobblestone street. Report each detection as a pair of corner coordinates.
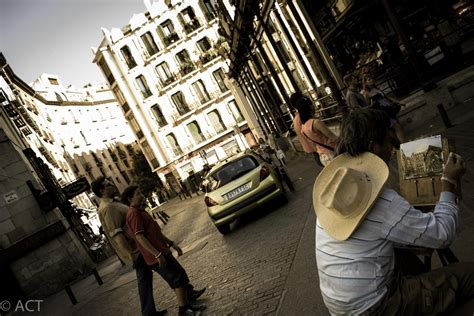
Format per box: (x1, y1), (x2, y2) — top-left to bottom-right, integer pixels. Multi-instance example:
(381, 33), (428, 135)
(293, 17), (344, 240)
(32, 156), (325, 316)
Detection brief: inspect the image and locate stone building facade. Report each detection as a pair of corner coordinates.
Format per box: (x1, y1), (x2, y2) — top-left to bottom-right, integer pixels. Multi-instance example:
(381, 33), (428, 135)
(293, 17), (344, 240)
(0, 128), (92, 301)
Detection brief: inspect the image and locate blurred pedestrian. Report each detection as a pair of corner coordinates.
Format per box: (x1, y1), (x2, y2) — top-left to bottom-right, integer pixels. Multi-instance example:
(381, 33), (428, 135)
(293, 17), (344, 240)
(343, 74), (368, 108)
(290, 92), (338, 167)
(362, 76), (406, 143)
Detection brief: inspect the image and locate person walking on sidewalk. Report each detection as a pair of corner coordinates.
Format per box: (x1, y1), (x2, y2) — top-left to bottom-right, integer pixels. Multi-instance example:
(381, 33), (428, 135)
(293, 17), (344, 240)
(361, 76), (406, 143)
(91, 177), (166, 316)
(313, 108), (473, 315)
(343, 73), (368, 108)
(290, 92), (338, 167)
(122, 185), (206, 316)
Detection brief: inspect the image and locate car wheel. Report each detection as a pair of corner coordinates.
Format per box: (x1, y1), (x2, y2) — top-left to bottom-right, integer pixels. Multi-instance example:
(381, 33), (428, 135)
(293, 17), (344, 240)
(277, 193), (288, 205)
(216, 224), (230, 235)
(282, 173), (295, 192)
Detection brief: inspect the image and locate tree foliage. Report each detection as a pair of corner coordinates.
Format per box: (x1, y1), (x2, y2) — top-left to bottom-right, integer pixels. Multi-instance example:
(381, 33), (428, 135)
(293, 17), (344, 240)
(130, 150), (163, 198)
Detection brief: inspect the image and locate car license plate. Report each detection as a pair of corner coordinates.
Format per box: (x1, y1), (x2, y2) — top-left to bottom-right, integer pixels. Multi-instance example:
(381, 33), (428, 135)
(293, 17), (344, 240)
(225, 183), (251, 200)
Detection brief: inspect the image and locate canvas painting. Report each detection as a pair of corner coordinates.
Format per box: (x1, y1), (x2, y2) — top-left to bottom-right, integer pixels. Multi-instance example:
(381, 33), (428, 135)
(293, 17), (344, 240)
(400, 135), (444, 180)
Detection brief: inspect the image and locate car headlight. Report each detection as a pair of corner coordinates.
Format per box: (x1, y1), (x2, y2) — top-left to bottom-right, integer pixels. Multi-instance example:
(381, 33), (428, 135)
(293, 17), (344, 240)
(259, 165), (271, 180)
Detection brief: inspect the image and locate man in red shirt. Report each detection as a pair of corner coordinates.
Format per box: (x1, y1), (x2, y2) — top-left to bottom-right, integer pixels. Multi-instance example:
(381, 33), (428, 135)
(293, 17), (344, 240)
(123, 186), (206, 316)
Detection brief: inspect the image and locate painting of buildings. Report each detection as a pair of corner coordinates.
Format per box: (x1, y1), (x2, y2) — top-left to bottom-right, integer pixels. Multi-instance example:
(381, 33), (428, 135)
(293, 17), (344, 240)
(400, 135), (444, 180)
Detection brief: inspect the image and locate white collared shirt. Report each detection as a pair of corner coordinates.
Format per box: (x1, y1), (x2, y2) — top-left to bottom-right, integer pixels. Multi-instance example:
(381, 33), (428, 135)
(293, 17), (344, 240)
(315, 189), (457, 315)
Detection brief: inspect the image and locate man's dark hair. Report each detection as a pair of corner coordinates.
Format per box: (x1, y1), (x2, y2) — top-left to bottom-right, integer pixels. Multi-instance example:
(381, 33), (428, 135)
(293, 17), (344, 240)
(91, 176), (106, 198)
(121, 185), (139, 206)
(336, 108), (390, 156)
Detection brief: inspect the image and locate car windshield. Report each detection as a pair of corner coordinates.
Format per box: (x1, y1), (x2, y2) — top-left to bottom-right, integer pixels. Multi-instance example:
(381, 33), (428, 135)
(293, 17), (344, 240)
(206, 156), (259, 191)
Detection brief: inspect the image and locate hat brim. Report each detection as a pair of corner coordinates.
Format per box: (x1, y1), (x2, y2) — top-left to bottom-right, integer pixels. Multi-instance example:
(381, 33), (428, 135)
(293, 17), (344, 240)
(313, 152), (389, 241)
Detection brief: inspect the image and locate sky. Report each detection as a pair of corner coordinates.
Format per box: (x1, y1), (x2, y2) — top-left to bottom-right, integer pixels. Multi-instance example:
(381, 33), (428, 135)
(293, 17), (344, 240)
(0, 0), (148, 87)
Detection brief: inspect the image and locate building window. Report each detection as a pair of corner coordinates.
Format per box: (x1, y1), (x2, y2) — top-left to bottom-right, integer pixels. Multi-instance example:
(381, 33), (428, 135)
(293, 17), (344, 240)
(141, 32), (160, 57)
(141, 141), (159, 169)
(166, 133), (183, 156)
(227, 100), (244, 123)
(200, 0), (217, 22)
(121, 171), (131, 183)
(155, 62), (175, 86)
(135, 75), (152, 98)
(187, 121), (205, 143)
(98, 58), (115, 85)
(160, 20), (180, 46)
(48, 78), (59, 85)
(212, 68), (228, 93)
(254, 53), (268, 73)
(267, 18), (277, 34)
(176, 50), (195, 76)
(120, 45), (137, 69)
(80, 131), (90, 145)
(113, 87), (129, 113)
(208, 110), (225, 133)
(196, 37), (216, 65)
(96, 108), (105, 121)
(191, 79), (210, 104)
(180, 7), (200, 34)
(276, 40), (291, 63)
(222, 139), (240, 156)
(126, 144), (135, 155)
(123, 159), (130, 168)
(197, 37), (212, 52)
(151, 104), (167, 128)
(127, 114), (144, 139)
(171, 91), (190, 116)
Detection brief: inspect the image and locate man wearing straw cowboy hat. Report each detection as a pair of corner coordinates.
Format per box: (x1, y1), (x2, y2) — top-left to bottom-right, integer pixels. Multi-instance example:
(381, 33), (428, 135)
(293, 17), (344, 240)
(313, 108), (473, 315)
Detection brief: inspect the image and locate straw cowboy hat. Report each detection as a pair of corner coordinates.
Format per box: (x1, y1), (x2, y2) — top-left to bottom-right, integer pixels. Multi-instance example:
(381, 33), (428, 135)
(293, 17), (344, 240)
(313, 152), (389, 241)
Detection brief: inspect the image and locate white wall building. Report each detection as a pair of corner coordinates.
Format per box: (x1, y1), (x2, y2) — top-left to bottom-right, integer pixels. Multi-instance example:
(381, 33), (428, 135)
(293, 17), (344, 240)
(1, 57), (139, 237)
(92, 0), (260, 189)
(30, 73), (138, 194)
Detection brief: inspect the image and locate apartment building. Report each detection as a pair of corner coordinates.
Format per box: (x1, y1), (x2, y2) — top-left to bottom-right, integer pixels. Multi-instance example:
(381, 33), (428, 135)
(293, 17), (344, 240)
(93, 0), (259, 189)
(0, 55), (140, 237)
(30, 73), (138, 194)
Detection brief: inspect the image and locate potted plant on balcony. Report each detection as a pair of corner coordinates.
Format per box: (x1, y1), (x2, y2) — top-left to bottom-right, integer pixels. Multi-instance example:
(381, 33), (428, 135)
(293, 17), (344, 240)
(180, 60), (195, 76)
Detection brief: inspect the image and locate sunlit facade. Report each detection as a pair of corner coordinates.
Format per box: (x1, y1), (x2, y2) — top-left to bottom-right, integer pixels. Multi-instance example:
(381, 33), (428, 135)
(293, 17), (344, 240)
(93, 0), (258, 189)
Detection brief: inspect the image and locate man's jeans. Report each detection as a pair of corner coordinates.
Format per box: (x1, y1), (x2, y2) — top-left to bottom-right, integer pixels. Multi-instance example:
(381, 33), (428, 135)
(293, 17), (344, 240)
(135, 254), (156, 316)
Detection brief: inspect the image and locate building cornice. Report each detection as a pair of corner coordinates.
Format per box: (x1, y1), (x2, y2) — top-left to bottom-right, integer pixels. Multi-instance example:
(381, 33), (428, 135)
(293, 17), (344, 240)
(1, 53), (116, 108)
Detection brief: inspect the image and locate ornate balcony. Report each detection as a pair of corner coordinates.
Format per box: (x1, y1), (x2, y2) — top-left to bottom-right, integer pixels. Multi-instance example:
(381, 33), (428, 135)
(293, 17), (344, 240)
(161, 74), (177, 87)
(179, 62), (196, 76)
(199, 48), (219, 65)
(183, 18), (201, 34)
